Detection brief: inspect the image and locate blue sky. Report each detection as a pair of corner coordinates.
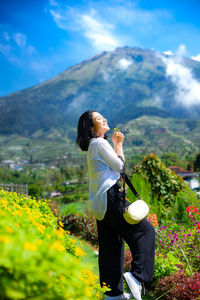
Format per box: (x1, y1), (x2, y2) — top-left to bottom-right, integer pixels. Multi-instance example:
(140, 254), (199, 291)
(1, 0), (200, 96)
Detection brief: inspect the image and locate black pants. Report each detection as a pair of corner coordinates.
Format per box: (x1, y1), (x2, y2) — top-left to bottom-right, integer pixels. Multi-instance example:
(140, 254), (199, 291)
(97, 182), (155, 296)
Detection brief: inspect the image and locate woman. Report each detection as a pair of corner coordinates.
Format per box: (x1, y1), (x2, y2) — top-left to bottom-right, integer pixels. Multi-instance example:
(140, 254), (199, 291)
(76, 111), (155, 300)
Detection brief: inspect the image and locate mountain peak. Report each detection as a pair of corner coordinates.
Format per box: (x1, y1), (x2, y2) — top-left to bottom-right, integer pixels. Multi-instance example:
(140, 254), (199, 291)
(0, 46), (200, 136)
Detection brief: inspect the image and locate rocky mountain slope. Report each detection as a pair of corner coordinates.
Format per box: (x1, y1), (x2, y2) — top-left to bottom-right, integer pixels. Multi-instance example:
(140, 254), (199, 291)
(1, 46), (200, 138)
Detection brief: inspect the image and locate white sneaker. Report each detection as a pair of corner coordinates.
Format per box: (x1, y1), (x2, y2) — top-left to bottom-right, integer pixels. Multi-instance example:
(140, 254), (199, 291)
(123, 272), (142, 300)
(104, 292), (133, 299)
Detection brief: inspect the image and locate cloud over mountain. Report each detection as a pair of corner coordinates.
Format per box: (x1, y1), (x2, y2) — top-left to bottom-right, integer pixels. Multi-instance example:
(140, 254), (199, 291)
(161, 45), (200, 107)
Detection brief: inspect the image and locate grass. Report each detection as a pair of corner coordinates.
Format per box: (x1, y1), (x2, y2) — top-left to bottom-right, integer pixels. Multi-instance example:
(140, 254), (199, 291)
(59, 200), (89, 216)
(68, 235), (99, 276)
(69, 235), (155, 299)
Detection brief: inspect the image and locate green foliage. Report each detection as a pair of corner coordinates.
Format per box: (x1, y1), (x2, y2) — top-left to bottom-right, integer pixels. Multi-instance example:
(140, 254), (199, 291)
(62, 212), (98, 246)
(133, 153), (190, 204)
(127, 173), (159, 215)
(59, 201), (88, 216)
(171, 190), (199, 223)
(154, 253), (181, 280)
(28, 183), (42, 198)
(129, 154), (199, 224)
(0, 189), (107, 299)
(160, 152), (181, 167)
(194, 152), (200, 171)
(0, 164), (89, 201)
(156, 222), (200, 273)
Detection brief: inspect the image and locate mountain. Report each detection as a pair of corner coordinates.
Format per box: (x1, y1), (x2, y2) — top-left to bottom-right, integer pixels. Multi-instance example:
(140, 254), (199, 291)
(1, 46), (200, 138)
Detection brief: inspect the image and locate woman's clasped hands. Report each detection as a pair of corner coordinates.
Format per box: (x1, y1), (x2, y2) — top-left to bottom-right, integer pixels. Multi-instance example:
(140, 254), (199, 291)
(112, 129), (124, 146)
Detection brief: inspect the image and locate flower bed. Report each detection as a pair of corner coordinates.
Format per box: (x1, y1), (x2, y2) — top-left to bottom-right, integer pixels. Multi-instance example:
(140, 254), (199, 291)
(0, 189), (107, 299)
(123, 209), (200, 299)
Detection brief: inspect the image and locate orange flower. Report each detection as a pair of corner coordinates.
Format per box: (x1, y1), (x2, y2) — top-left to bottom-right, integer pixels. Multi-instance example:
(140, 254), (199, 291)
(147, 213), (158, 227)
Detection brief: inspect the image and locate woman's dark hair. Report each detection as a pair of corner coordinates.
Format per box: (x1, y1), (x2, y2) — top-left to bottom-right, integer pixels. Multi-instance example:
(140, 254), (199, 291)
(76, 110), (96, 151)
(76, 110), (107, 151)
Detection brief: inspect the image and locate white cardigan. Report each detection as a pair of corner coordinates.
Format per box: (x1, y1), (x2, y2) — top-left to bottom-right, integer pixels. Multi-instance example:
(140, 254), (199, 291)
(87, 138), (124, 220)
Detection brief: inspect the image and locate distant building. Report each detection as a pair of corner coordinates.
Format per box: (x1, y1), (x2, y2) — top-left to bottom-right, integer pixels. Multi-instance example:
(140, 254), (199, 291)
(50, 190), (61, 198)
(2, 160), (23, 171)
(169, 166), (199, 189)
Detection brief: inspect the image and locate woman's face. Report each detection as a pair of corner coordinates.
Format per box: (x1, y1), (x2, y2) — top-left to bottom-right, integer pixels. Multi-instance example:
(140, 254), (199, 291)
(92, 112), (110, 137)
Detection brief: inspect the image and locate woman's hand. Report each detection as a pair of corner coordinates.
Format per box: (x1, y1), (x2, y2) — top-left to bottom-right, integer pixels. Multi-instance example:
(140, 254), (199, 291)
(112, 130), (125, 162)
(112, 130), (124, 146)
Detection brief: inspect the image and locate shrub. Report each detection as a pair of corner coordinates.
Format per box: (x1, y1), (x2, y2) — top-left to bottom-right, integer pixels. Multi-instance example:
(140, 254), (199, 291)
(61, 212), (98, 246)
(171, 191), (200, 224)
(156, 221), (200, 273)
(133, 153), (190, 205)
(131, 154), (199, 223)
(124, 248), (182, 281)
(0, 189), (107, 299)
(124, 250), (132, 272)
(154, 252), (182, 281)
(154, 270), (200, 300)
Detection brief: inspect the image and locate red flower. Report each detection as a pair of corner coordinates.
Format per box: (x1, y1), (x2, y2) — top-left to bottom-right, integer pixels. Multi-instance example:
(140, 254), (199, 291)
(186, 206), (191, 213)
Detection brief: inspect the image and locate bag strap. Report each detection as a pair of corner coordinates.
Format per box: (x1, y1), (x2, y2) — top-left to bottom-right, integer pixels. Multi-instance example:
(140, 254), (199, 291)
(118, 156), (140, 201)
(124, 173), (140, 199)
(121, 171), (140, 204)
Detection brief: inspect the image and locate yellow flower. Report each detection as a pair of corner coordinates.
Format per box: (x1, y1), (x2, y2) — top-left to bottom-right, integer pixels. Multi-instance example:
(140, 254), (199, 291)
(81, 269), (98, 285)
(55, 227), (65, 237)
(50, 241), (65, 252)
(0, 235), (10, 243)
(28, 215), (35, 222)
(75, 247), (86, 257)
(1, 199), (8, 208)
(5, 227), (13, 233)
(59, 220), (64, 227)
(24, 242), (37, 251)
(15, 210), (23, 216)
(59, 275), (65, 281)
(33, 222), (46, 234)
(85, 287), (92, 297)
(68, 238), (76, 244)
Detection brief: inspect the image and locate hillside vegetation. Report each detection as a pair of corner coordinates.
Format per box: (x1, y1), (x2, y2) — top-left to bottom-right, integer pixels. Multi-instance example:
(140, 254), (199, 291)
(1, 115), (200, 167)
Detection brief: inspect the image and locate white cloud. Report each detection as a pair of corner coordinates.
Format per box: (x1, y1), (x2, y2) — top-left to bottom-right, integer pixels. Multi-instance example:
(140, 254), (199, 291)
(0, 26), (37, 64)
(49, 3), (121, 51)
(191, 54), (200, 62)
(118, 58), (132, 70)
(101, 69), (111, 82)
(67, 93), (88, 113)
(13, 33), (27, 48)
(100, 67), (116, 82)
(0, 43), (12, 56)
(80, 13), (120, 51)
(0, 25), (52, 84)
(3, 32), (10, 41)
(176, 44), (186, 57)
(163, 50), (173, 56)
(161, 46), (200, 107)
(49, 0), (58, 7)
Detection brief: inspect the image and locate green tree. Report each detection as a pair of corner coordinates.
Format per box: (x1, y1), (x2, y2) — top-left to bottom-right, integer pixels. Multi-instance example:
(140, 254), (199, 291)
(28, 184), (42, 198)
(194, 152), (200, 171)
(133, 153), (189, 205)
(161, 152), (181, 167)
